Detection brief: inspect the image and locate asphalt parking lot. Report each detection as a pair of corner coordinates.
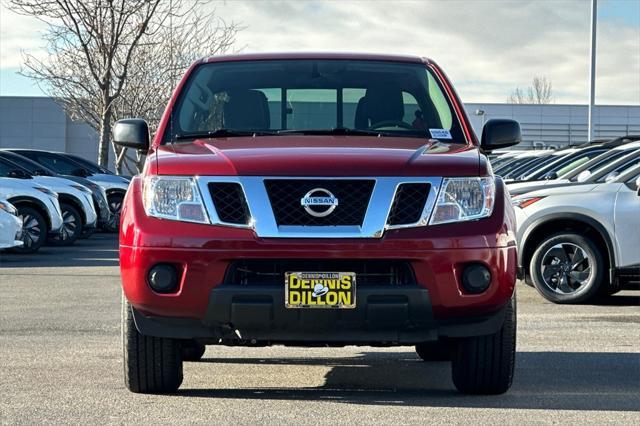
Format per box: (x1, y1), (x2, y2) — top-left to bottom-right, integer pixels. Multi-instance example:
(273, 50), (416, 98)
(1, 234), (639, 424)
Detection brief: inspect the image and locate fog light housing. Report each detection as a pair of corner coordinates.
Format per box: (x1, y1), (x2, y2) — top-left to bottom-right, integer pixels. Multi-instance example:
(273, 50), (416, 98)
(147, 264), (179, 293)
(461, 263), (491, 294)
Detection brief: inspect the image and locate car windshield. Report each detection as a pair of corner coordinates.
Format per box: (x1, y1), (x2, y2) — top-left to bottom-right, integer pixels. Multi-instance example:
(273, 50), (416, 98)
(566, 149), (633, 181)
(164, 59), (466, 143)
(0, 153), (54, 176)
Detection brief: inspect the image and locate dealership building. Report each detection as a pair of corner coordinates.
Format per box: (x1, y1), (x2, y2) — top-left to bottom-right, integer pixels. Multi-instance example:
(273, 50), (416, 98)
(1, 96), (639, 170)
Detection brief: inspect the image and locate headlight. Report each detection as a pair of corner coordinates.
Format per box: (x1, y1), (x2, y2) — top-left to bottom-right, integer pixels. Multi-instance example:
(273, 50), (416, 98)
(429, 177), (495, 225)
(34, 187), (58, 198)
(142, 176), (209, 224)
(0, 200), (18, 216)
(511, 196), (544, 209)
(71, 184), (92, 194)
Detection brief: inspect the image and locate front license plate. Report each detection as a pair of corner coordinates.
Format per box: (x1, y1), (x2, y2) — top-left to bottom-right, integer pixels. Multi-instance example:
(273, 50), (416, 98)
(285, 272), (356, 309)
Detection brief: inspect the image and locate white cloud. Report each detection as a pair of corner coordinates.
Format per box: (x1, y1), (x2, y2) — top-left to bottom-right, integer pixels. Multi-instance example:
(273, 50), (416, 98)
(1, 0), (638, 104)
(0, 2), (47, 69)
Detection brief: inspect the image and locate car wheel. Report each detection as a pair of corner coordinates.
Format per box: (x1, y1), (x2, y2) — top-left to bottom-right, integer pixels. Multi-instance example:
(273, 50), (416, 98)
(9, 206), (47, 254)
(47, 203), (82, 246)
(451, 296), (516, 395)
(181, 340), (206, 361)
(104, 193), (124, 233)
(529, 233), (604, 304)
(415, 340), (451, 361)
(122, 296), (183, 393)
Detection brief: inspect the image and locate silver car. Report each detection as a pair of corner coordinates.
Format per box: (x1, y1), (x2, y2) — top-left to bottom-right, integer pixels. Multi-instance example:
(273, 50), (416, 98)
(0, 178), (64, 253)
(512, 165), (640, 303)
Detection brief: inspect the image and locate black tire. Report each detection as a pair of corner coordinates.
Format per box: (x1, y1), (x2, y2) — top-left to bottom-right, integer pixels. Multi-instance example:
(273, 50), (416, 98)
(104, 193), (124, 233)
(47, 203), (82, 246)
(122, 297), (183, 393)
(529, 233), (604, 304)
(181, 340), (206, 361)
(415, 340), (451, 362)
(9, 206), (47, 254)
(451, 296), (516, 395)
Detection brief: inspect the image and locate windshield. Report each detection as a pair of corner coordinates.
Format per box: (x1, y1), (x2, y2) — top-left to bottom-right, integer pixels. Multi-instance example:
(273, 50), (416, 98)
(0, 153), (54, 176)
(164, 59), (465, 143)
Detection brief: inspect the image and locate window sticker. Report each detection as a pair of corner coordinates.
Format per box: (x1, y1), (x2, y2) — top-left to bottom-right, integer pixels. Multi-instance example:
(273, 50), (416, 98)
(429, 128), (452, 139)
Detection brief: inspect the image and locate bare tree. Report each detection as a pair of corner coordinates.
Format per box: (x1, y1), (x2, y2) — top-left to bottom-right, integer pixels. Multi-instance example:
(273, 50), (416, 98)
(112, 8), (239, 173)
(508, 76), (554, 104)
(9, 0), (239, 173)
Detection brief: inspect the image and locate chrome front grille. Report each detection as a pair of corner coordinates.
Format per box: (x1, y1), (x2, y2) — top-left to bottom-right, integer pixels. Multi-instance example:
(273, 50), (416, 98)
(197, 176), (442, 238)
(264, 179), (374, 226)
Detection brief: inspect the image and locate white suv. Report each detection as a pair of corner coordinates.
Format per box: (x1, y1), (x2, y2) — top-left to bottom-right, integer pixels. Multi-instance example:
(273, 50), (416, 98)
(0, 178), (64, 253)
(513, 165), (640, 303)
(0, 198), (23, 250)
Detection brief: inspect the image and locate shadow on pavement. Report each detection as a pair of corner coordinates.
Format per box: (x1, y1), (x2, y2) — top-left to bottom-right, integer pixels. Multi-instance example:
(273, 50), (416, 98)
(179, 351), (640, 411)
(0, 233), (119, 268)
(592, 295), (640, 307)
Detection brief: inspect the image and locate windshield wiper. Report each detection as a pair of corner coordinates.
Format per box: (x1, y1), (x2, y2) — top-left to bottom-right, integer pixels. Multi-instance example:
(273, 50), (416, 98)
(174, 129), (277, 141)
(277, 127), (383, 137)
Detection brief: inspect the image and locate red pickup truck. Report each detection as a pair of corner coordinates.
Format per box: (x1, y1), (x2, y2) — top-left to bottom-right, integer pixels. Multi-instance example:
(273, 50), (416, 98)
(114, 53), (521, 395)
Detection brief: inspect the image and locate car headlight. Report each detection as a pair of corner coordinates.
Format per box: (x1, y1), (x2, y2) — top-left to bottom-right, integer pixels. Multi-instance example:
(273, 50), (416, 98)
(142, 176), (209, 224)
(429, 177), (495, 225)
(34, 187), (58, 198)
(511, 196), (545, 209)
(70, 184), (93, 194)
(0, 200), (18, 216)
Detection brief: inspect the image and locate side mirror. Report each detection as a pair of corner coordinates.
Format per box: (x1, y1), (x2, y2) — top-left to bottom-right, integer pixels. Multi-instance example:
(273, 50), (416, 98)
(71, 168), (90, 177)
(8, 169), (29, 179)
(544, 171), (558, 180)
(576, 170), (591, 182)
(635, 176), (640, 196)
(604, 172), (619, 183)
(113, 118), (150, 151)
(481, 119), (521, 152)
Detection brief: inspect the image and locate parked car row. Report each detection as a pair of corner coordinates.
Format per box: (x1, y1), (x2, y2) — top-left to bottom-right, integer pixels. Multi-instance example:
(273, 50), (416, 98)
(0, 149), (130, 254)
(491, 135), (640, 304)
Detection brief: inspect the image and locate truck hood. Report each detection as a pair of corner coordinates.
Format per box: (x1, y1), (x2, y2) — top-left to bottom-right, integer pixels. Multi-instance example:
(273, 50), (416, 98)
(151, 136), (483, 177)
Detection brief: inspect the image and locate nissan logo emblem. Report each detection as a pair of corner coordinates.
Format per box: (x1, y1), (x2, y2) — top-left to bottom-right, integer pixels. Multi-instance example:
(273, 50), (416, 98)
(300, 188), (339, 217)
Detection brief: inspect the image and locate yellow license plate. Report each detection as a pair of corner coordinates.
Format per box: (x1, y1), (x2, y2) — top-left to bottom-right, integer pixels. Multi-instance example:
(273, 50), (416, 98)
(285, 272), (356, 309)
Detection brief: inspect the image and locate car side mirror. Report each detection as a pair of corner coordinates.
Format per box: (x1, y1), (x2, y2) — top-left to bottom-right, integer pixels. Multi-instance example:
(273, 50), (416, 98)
(71, 168), (90, 177)
(604, 172), (619, 183)
(544, 171), (558, 180)
(636, 177), (640, 196)
(576, 170), (591, 182)
(8, 169), (28, 179)
(480, 119), (521, 152)
(113, 118), (150, 151)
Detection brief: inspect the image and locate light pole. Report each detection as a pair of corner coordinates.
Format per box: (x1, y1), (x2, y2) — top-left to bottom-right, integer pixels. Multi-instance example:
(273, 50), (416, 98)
(588, 0), (597, 143)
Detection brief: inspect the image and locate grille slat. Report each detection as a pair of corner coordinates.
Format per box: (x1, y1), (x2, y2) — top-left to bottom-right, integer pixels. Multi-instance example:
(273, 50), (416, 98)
(208, 182), (250, 225)
(387, 183), (430, 226)
(264, 179), (374, 226)
(225, 260), (416, 286)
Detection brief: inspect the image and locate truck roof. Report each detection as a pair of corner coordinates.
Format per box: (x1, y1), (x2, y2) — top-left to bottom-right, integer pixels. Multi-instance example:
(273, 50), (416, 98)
(203, 52), (431, 65)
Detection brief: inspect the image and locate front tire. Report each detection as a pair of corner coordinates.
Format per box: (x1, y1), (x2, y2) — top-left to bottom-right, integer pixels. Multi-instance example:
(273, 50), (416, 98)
(529, 233), (604, 304)
(9, 206), (47, 254)
(122, 297), (183, 393)
(181, 340), (206, 361)
(104, 193), (124, 233)
(451, 296), (516, 395)
(47, 203), (82, 246)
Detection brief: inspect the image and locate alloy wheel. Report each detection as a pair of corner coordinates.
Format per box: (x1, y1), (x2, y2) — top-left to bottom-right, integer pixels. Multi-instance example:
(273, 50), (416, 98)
(20, 213), (41, 248)
(58, 209), (78, 241)
(540, 242), (593, 295)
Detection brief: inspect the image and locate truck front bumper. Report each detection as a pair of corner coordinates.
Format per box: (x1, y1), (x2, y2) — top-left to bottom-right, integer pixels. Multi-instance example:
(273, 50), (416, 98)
(131, 285), (510, 345)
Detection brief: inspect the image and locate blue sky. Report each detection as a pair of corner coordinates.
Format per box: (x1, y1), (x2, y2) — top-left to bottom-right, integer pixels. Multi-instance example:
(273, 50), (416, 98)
(1, 0), (638, 104)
